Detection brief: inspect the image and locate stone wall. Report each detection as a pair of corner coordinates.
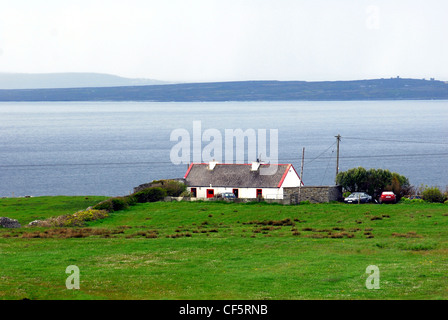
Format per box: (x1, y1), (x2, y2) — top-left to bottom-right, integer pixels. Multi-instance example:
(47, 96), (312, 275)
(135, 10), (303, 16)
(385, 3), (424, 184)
(284, 186), (342, 204)
(162, 186), (342, 205)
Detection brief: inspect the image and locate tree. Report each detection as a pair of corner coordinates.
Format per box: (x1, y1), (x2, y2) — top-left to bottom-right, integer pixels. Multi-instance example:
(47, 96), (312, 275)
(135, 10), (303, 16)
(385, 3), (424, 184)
(385, 172), (411, 200)
(336, 167), (410, 199)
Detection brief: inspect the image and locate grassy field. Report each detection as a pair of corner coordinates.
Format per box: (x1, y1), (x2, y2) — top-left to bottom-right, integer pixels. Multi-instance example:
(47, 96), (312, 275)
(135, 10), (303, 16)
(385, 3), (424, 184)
(0, 197), (447, 300)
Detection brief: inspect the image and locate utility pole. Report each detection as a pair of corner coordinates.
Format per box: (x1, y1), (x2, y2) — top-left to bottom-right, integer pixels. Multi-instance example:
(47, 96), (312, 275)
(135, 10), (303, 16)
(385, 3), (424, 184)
(335, 134), (341, 178)
(298, 147), (305, 204)
(300, 147), (305, 185)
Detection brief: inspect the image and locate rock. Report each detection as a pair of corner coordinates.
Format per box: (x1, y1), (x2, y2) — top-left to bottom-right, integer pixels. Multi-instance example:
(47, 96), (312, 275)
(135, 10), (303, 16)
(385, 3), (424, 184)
(27, 220), (42, 227)
(0, 217), (21, 228)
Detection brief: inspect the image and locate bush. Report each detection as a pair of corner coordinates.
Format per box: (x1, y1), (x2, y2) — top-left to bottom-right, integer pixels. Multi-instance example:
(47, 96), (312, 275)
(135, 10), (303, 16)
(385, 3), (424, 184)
(92, 196), (137, 212)
(138, 179), (187, 197)
(93, 200), (114, 212)
(399, 197), (426, 204)
(162, 180), (187, 197)
(180, 190), (191, 197)
(33, 209), (109, 227)
(123, 195), (137, 206)
(110, 197), (129, 211)
(422, 186), (446, 203)
(134, 187), (167, 203)
(398, 197), (411, 204)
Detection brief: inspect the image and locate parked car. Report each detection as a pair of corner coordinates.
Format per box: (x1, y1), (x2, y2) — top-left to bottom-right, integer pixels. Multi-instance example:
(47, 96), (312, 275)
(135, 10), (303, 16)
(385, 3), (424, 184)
(217, 192), (236, 200)
(379, 191), (396, 204)
(344, 192), (372, 204)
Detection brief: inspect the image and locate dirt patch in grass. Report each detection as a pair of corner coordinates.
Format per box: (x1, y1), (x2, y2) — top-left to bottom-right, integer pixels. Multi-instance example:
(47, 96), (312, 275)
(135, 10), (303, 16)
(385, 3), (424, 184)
(127, 230), (159, 239)
(166, 232), (192, 239)
(392, 231), (423, 238)
(304, 231), (355, 239)
(243, 218), (295, 227)
(18, 227), (113, 239)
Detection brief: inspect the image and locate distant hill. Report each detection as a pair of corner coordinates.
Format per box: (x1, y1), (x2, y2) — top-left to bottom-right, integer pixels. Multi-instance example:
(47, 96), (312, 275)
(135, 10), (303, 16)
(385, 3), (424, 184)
(0, 72), (168, 89)
(0, 77), (447, 101)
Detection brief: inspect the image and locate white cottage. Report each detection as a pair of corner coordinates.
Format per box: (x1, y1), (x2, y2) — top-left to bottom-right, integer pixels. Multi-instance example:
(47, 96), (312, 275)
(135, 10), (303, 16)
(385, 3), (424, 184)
(184, 161), (303, 200)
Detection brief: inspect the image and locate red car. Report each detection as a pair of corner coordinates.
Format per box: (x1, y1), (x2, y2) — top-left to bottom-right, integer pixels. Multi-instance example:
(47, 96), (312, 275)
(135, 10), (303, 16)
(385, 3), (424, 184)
(379, 191), (396, 204)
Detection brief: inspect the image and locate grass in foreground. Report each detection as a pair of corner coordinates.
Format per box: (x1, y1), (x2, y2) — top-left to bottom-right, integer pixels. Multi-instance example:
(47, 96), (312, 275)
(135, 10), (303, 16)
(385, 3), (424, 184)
(0, 198), (447, 300)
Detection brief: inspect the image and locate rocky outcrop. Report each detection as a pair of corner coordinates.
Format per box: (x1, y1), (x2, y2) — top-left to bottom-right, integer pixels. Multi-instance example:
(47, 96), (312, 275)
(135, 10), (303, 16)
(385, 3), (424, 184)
(0, 217), (21, 228)
(27, 220), (43, 227)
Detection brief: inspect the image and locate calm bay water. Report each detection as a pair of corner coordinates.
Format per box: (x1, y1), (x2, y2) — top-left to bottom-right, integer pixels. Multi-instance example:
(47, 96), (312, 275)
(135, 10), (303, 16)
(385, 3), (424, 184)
(1, 100), (447, 197)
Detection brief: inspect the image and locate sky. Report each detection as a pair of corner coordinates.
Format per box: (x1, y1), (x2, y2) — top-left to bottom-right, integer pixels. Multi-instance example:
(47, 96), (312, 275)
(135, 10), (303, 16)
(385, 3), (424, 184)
(0, 0), (447, 82)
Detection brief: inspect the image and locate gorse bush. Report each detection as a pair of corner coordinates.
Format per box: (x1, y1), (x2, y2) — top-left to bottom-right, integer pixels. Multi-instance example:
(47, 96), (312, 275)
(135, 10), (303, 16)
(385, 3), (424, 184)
(33, 209), (109, 227)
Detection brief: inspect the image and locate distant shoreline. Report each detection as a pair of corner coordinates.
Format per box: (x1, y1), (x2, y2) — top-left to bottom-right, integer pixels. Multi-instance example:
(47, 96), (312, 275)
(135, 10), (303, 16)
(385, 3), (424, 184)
(1, 78), (448, 102)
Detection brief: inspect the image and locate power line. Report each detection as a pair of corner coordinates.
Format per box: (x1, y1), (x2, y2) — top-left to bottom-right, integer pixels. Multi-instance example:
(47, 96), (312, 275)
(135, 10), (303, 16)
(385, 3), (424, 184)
(343, 136), (448, 145)
(321, 149), (335, 185)
(0, 152), (447, 168)
(304, 141), (337, 165)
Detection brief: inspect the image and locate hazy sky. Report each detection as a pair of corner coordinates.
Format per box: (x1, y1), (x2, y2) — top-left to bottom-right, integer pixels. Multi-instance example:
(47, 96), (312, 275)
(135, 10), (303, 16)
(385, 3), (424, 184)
(0, 0), (447, 82)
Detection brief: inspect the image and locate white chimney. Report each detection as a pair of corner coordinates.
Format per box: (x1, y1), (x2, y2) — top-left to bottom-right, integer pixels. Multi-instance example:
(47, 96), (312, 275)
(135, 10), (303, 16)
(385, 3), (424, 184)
(251, 161), (261, 171)
(208, 160), (219, 170)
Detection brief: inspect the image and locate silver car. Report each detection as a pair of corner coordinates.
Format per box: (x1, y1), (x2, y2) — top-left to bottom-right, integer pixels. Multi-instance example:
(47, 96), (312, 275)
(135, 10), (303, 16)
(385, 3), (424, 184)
(344, 192), (372, 204)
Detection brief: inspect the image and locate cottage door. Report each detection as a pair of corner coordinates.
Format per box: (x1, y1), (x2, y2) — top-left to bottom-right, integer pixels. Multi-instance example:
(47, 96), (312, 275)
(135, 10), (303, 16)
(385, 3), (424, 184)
(206, 189), (214, 198)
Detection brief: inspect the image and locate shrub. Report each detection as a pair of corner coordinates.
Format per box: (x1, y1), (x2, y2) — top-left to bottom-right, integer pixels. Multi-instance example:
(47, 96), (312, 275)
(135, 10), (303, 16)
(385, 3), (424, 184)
(93, 195), (138, 213)
(110, 197), (129, 211)
(138, 179), (187, 197)
(93, 200), (114, 212)
(422, 186), (446, 203)
(32, 209), (109, 227)
(123, 195), (137, 206)
(180, 190), (191, 197)
(399, 197), (411, 204)
(134, 187), (167, 203)
(162, 180), (187, 197)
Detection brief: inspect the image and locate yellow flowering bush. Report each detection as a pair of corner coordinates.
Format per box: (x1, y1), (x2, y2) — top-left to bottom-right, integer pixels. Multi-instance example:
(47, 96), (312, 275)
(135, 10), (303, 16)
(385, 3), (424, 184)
(33, 209), (108, 227)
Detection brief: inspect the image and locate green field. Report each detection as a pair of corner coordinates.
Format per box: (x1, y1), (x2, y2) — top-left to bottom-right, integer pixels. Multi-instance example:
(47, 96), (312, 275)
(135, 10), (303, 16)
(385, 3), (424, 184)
(0, 197), (447, 300)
